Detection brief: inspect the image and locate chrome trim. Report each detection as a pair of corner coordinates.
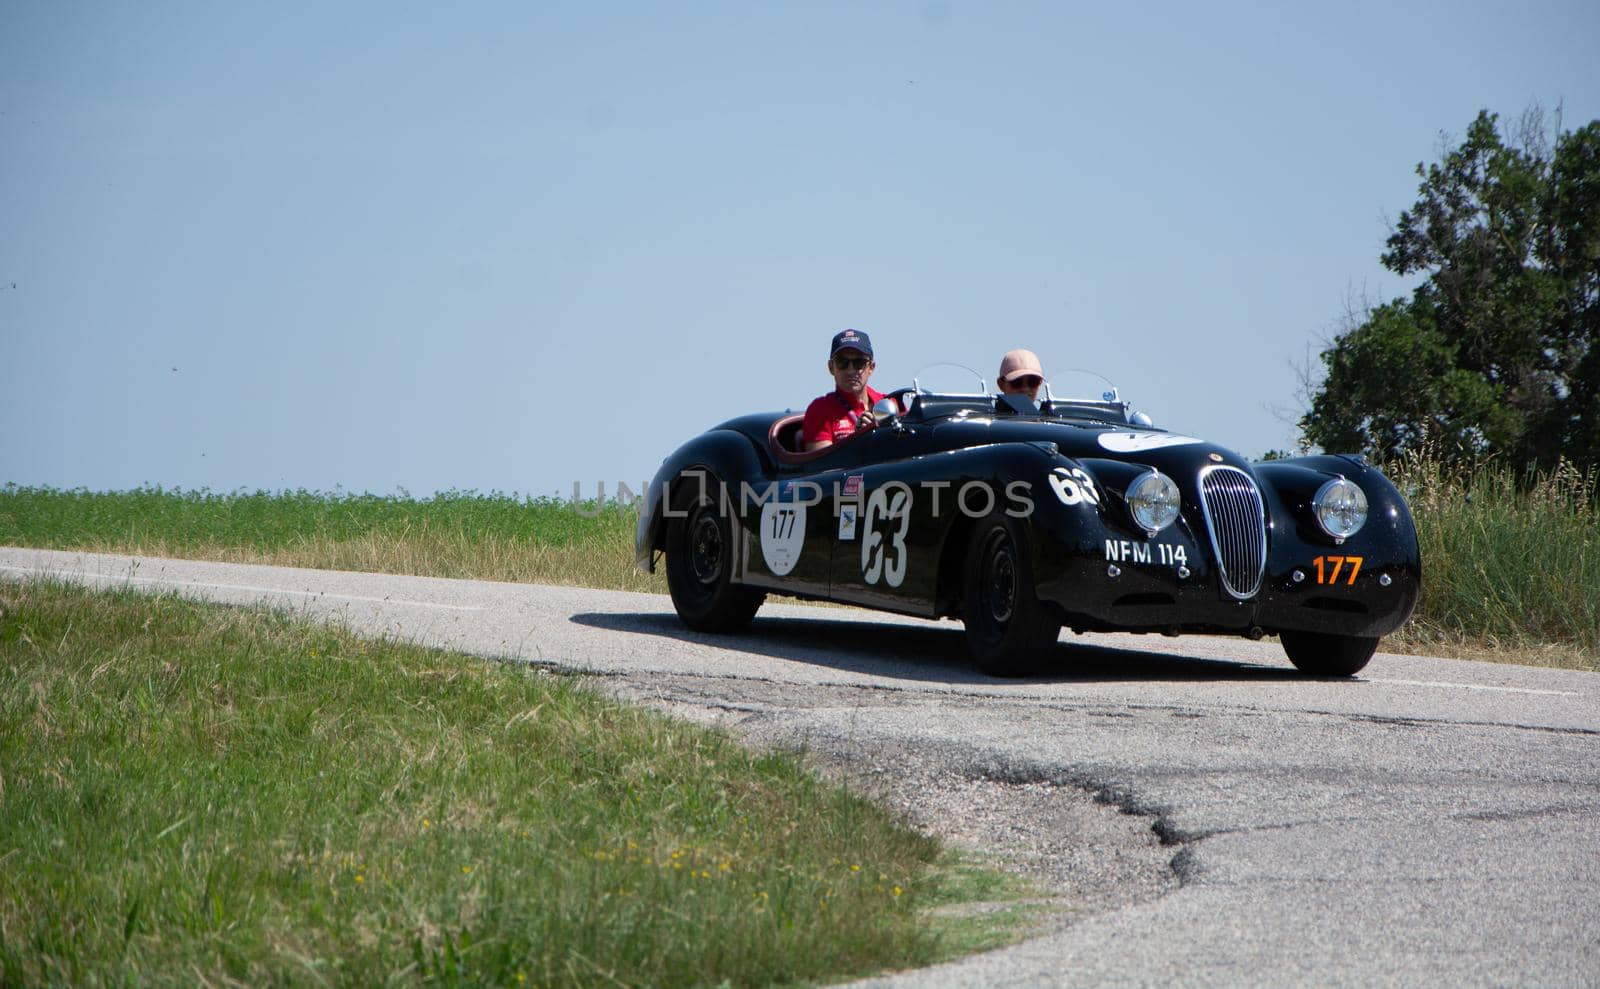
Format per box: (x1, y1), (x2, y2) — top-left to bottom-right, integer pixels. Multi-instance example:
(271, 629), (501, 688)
(1128, 468), (1180, 537)
(1311, 475), (1368, 540)
(1197, 465), (1267, 600)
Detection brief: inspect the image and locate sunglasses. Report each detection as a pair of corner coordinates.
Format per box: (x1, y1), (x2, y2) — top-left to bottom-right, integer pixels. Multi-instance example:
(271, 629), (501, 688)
(1012, 376), (1042, 389)
(833, 356), (872, 371)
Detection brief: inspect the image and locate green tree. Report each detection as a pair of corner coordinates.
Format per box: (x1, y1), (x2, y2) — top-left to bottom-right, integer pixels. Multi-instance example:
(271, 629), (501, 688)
(1302, 108), (1600, 469)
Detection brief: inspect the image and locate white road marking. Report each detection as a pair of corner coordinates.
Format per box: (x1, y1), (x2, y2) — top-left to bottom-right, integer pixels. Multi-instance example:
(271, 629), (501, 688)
(1366, 676), (1578, 697)
(0, 565), (484, 612)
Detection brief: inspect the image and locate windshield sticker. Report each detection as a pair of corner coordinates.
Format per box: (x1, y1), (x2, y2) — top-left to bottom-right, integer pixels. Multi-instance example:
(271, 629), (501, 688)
(1097, 432), (1202, 453)
(759, 498), (806, 576)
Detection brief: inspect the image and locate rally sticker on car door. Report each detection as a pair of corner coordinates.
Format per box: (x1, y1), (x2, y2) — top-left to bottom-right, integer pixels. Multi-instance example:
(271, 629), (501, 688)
(1097, 432), (1201, 453)
(760, 497), (806, 576)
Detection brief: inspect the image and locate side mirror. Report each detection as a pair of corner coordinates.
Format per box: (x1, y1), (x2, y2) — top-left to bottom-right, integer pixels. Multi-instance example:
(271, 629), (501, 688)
(1131, 411), (1154, 427)
(871, 396), (901, 425)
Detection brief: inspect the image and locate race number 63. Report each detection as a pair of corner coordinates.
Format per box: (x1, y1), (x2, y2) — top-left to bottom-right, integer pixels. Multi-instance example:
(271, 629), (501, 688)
(862, 484), (912, 587)
(1048, 466), (1100, 506)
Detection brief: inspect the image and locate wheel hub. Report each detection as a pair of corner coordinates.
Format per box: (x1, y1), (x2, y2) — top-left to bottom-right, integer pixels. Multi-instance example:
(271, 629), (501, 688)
(689, 511), (723, 585)
(985, 536), (1017, 624)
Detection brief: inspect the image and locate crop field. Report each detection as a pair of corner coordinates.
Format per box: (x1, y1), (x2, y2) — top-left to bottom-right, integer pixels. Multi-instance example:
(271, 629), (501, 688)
(3, 463), (1595, 670)
(0, 580), (1032, 986)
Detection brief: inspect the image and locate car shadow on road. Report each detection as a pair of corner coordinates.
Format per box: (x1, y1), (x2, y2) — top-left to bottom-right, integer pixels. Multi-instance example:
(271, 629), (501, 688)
(568, 611), (1312, 685)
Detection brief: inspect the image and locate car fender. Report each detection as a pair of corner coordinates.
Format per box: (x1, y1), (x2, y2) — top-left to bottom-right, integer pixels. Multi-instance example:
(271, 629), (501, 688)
(922, 444), (1141, 616)
(1253, 456), (1422, 635)
(634, 428), (766, 572)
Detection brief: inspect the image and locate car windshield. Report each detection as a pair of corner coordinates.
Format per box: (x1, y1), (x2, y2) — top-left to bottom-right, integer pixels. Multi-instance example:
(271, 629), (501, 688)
(1042, 368), (1122, 405)
(900, 363), (1139, 427)
(907, 362), (991, 396)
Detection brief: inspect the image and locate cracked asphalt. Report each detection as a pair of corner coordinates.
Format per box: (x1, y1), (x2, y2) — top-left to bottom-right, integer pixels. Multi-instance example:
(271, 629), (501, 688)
(3, 547), (1597, 986)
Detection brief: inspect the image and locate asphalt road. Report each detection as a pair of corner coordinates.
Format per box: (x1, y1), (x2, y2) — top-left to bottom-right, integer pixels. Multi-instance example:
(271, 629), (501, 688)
(3, 547), (1597, 987)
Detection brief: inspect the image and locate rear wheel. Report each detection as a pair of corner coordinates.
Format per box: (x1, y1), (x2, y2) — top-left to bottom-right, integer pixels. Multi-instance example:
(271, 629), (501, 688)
(665, 476), (764, 632)
(963, 512), (1060, 677)
(1280, 631), (1378, 676)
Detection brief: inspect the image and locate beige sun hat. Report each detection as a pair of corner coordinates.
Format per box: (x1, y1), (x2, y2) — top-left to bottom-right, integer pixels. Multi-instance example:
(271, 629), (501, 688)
(998, 348), (1044, 382)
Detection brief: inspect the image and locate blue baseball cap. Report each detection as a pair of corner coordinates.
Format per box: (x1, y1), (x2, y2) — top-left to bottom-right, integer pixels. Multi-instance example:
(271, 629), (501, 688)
(830, 328), (873, 359)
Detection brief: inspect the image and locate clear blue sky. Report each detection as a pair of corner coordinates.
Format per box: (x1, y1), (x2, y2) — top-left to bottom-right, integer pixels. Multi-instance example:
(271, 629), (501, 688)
(4, 1), (1597, 498)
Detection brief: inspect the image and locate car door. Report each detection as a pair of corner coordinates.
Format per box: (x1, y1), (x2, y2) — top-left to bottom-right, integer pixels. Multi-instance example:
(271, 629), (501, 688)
(825, 429), (950, 617)
(735, 449), (859, 600)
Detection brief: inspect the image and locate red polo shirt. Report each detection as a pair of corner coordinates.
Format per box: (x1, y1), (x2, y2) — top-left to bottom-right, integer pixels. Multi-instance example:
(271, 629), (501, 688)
(802, 386), (886, 447)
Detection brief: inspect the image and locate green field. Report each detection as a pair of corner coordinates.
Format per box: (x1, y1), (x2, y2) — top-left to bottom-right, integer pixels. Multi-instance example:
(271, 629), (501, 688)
(3, 466), (1595, 670)
(0, 581), (1033, 986)
(0, 485), (660, 593)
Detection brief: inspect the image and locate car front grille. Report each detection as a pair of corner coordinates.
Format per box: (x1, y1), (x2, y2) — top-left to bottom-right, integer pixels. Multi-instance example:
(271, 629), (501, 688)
(1198, 466), (1267, 599)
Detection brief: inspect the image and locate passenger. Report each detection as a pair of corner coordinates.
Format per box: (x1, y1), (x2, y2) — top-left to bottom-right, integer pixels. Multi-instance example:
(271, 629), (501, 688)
(996, 348), (1045, 402)
(803, 329), (886, 452)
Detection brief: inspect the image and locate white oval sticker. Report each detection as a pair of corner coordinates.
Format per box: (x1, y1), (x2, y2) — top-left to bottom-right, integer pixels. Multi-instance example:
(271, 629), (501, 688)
(759, 499), (806, 576)
(1097, 431), (1202, 453)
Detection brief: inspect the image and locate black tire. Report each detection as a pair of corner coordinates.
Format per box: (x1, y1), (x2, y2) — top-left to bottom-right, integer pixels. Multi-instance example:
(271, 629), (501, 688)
(1280, 631), (1378, 676)
(962, 511), (1061, 677)
(665, 476), (764, 632)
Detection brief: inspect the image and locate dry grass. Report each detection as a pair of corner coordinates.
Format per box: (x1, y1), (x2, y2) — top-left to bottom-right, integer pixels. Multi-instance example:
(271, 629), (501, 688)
(73, 532), (667, 594)
(1383, 455), (1598, 672)
(1381, 628), (1596, 671)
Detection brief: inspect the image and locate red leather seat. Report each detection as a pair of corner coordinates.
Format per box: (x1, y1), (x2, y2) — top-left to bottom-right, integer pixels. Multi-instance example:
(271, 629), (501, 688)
(768, 414), (844, 465)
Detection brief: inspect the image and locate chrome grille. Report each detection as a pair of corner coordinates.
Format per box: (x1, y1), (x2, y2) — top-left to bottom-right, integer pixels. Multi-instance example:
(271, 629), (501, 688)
(1198, 466), (1267, 599)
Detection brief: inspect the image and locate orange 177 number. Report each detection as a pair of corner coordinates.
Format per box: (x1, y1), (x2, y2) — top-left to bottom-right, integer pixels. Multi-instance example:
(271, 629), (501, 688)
(1312, 555), (1363, 585)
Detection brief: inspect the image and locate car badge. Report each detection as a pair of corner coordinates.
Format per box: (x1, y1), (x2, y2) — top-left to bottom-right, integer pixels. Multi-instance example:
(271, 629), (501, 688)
(1209, 453), (1224, 462)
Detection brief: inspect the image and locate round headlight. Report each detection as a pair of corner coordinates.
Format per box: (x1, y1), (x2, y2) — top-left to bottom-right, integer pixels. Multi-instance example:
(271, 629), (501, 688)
(1127, 470), (1181, 534)
(1313, 477), (1368, 540)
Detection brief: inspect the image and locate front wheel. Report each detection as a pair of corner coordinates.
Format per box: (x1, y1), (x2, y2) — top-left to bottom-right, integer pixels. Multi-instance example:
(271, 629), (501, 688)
(962, 512), (1061, 677)
(1280, 631), (1378, 676)
(665, 476), (764, 632)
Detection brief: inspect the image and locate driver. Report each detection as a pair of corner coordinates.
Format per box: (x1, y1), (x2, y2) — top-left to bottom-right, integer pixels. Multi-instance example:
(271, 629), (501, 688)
(803, 329), (886, 451)
(996, 348), (1045, 401)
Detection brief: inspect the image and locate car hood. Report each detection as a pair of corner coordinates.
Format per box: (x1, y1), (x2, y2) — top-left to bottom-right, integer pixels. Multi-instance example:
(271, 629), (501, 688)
(929, 416), (1253, 473)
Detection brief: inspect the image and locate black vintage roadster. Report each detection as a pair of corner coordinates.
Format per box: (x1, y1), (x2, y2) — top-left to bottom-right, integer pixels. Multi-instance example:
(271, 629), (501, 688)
(635, 371), (1420, 677)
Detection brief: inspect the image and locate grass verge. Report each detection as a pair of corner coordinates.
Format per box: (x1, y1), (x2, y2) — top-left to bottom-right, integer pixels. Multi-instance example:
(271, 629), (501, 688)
(0, 580), (1032, 986)
(1383, 456), (1598, 671)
